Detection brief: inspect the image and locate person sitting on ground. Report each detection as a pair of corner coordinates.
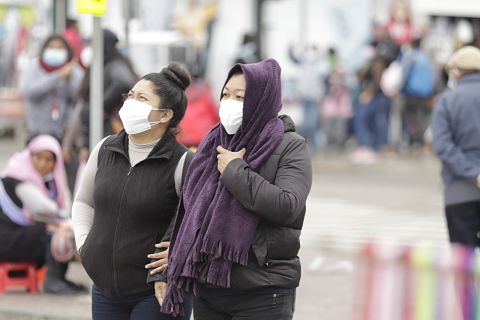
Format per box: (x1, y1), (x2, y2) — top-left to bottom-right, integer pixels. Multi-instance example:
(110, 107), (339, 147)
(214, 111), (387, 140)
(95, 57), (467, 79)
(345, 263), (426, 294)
(0, 135), (86, 294)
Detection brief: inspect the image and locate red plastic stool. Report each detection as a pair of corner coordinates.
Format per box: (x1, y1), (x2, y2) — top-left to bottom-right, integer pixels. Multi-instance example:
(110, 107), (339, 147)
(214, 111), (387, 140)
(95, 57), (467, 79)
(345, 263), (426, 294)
(0, 262), (39, 293)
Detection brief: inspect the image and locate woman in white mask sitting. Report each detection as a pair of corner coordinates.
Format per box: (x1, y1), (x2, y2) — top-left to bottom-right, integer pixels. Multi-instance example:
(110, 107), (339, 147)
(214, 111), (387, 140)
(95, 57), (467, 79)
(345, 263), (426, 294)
(71, 63), (193, 320)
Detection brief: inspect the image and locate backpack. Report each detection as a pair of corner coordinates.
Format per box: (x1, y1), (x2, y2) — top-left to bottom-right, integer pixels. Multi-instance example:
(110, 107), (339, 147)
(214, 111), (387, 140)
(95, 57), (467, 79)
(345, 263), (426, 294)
(402, 51), (435, 98)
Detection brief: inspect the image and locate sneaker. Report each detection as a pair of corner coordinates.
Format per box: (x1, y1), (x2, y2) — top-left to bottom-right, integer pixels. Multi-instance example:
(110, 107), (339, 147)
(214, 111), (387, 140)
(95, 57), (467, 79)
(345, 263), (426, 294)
(350, 147), (377, 165)
(43, 278), (86, 294)
(64, 279), (88, 293)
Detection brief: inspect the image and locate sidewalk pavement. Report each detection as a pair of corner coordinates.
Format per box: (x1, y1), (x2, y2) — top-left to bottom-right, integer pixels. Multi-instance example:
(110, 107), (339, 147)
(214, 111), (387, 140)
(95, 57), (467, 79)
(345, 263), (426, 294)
(0, 262), (92, 320)
(0, 247), (358, 320)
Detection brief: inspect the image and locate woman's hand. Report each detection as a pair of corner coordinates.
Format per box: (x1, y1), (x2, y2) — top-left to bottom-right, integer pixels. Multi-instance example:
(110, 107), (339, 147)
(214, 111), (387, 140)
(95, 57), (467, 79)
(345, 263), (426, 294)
(62, 147), (72, 163)
(216, 146), (246, 174)
(145, 241), (170, 275)
(154, 281), (167, 306)
(359, 91), (372, 105)
(58, 61), (75, 80)
(79, 147), (90, 163)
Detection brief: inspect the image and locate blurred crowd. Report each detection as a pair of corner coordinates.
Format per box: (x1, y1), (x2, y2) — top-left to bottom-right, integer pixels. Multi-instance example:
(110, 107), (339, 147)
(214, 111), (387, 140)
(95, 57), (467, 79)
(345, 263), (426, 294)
(2, 0), (479, 171)
(283, 0), (480, 165)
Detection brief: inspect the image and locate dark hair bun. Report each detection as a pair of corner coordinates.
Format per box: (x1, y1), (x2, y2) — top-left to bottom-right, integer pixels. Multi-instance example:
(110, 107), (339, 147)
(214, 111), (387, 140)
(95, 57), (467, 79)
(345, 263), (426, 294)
(161, 62), (191, 91)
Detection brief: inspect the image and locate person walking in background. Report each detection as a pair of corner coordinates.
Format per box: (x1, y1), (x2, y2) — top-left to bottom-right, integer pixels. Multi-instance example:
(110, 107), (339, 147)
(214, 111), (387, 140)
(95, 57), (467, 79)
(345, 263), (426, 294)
(351, 30), (400, 164)
(289, 43), (327, 153)
(385, 0), (414, 46)
(326, 47), (340, 72)
(174, 0), (218, 78)
(62, 18), (85, 69)
(72, 63), (193, 319)
(158, 59), (312, 319)
(321, 67), (352, 150)
(19, 34), (84, 142)
(234, 32), (261, 64)
(176, 64), (219, 148)
(64, 29), (138, 192)
(78, 29), (138, 156)
(0, 135), (86, 294)
(351, 55), (391, 164)
(400, 37), (436, 148)
(432, 46), (480, 247)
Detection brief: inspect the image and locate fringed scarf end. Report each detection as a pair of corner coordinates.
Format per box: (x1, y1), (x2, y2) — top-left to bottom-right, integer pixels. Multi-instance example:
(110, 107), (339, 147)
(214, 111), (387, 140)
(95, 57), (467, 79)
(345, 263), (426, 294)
(161, 285), (185, 317)
(201, 237), (250, 266)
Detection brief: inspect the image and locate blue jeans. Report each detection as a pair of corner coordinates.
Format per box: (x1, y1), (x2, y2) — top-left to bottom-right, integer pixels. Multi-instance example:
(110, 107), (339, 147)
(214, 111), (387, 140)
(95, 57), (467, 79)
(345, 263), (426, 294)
(299, 99), (320, 151)
(354, 93), (391, 150)
(92, 285), (192, 320)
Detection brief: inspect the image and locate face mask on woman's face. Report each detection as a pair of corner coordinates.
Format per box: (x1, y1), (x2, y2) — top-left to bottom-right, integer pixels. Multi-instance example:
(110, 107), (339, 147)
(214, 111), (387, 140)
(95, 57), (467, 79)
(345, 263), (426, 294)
(42, 48), (68, 67)
(119, 99), (167, 135)
(219, 99), (244, 135)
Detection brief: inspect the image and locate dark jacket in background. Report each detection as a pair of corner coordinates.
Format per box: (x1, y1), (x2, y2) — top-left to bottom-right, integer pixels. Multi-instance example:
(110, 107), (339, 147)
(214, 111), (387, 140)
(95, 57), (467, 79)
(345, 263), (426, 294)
(432, 73), (480, 205)
(80, 58), (138, 148)
(148, 116), (312, 290)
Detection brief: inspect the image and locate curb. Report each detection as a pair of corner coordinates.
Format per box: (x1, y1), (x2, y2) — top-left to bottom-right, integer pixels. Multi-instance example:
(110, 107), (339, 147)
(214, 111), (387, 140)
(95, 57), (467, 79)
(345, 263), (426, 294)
(0, 310), (88, 320)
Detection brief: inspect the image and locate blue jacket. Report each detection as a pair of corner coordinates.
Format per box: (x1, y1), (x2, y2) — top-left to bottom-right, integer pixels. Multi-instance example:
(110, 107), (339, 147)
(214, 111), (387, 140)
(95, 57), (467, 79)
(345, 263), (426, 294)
(432, 73), (480, 205)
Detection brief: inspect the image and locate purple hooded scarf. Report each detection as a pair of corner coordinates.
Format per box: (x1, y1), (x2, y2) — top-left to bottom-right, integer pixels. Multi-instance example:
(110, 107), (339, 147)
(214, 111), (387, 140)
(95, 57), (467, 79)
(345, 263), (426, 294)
(162, 59), (284, 315)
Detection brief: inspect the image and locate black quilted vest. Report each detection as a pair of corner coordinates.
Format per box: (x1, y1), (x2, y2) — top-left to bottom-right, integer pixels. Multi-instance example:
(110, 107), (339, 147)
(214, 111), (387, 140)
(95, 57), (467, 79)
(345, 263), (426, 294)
(80, 131), (187, 297)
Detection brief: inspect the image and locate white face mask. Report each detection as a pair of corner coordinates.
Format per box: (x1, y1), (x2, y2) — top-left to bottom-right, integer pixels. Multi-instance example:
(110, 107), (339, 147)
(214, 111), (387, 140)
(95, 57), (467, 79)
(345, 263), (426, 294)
(219, 99), (243, 135)
(43, 48), (68, 67)
(119, 99), (166, 135)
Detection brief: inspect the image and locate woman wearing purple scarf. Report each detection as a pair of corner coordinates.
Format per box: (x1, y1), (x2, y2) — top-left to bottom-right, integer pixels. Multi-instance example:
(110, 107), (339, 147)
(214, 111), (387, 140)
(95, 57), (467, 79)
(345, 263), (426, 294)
(154, 58), (312, 319)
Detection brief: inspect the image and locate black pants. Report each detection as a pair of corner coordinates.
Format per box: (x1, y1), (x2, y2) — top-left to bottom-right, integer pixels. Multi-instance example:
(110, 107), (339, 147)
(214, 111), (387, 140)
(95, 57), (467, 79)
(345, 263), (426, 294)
(0, 216), (47, 266)
(445, 201), (480, 247)
(0, 217), (68, 279)
(403, 96), (430, 146)
(193, 289), (295, 320)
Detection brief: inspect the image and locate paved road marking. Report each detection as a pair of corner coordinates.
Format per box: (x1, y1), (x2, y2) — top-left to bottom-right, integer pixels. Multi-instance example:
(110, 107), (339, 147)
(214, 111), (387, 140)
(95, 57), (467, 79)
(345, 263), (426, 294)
(301, 197), (449, 249)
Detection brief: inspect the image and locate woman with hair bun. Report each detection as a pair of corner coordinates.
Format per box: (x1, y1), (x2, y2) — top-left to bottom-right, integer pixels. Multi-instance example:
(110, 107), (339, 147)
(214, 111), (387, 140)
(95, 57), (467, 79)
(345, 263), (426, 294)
(72, 63), (193, 319)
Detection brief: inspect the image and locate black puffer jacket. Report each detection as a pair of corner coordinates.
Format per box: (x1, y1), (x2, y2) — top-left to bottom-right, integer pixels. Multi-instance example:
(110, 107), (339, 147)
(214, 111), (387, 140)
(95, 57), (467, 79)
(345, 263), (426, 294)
(220, 115), (312, 289)
(149, 116), (312, 290)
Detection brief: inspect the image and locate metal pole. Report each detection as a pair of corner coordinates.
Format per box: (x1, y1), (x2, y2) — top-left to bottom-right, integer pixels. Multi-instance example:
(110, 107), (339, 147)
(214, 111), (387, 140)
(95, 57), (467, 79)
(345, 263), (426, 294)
(89, 16), (104, 149)
(123, 0), (130, 50)
(255, 0), (264, 59)
(299, 0), (307, 44)
(54, 0), (66, 33)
